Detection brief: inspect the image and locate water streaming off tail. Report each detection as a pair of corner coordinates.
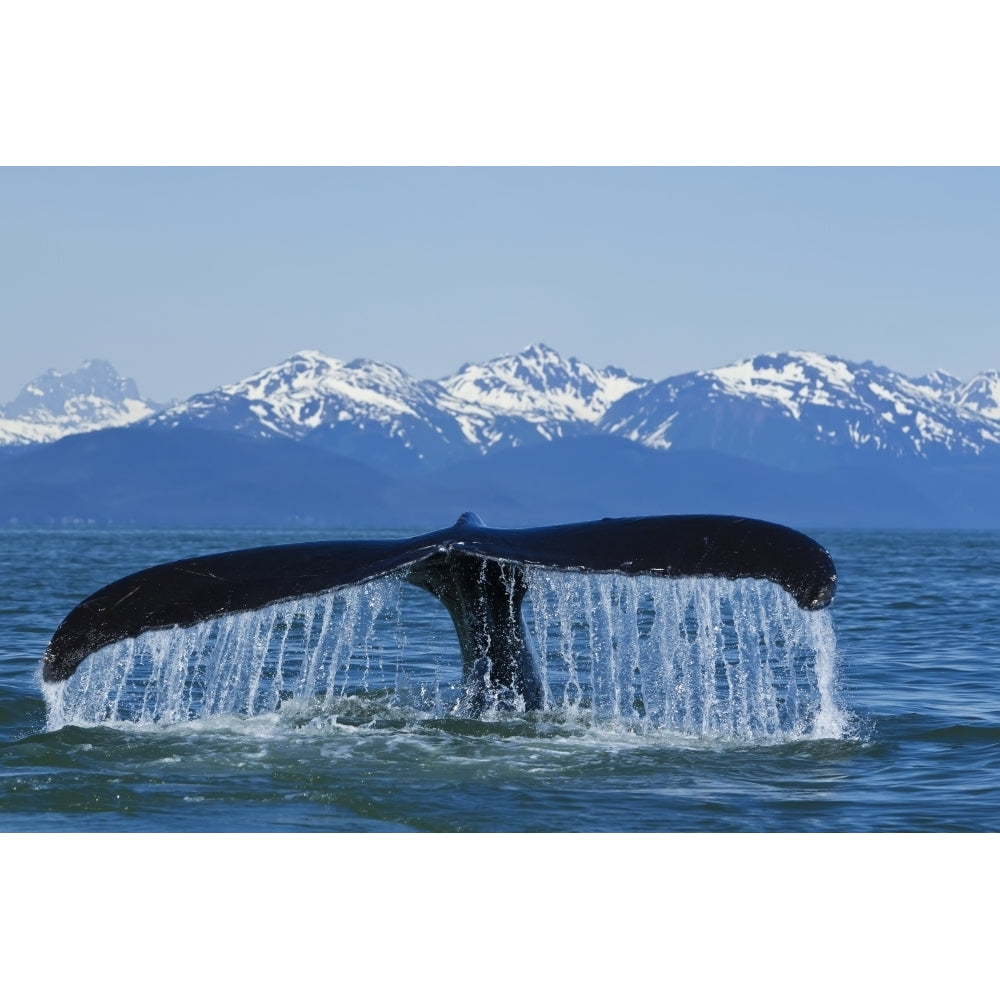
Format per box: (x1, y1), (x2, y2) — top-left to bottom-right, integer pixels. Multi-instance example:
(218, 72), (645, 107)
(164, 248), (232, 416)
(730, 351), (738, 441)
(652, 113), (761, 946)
(524, 571), (845, 740)
(44, 568), (846, 740)
(43, 577), (422, 729)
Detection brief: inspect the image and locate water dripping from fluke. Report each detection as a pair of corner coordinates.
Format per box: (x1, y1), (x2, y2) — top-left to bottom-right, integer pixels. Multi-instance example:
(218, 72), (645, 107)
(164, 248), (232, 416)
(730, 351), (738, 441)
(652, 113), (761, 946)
(524, 571), (847, 742)
(41, 513), (846, 742)
(38, 572), (850, 741)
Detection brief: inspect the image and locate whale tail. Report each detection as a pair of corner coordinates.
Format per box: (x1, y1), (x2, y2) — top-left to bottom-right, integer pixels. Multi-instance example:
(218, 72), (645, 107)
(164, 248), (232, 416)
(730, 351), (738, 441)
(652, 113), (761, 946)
(42, 513), (836, 712)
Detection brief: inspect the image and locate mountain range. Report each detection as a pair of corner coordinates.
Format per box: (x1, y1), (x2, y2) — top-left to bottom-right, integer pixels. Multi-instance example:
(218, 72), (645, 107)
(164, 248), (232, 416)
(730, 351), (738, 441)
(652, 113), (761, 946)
(2, 345), (998, 529)
(0, 359), (163, 447)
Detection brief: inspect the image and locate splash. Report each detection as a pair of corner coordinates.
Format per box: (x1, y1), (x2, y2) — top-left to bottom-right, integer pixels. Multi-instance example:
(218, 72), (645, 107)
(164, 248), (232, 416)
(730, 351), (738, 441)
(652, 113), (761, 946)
(524, 571), (845, 740)
(44, 568), (846, 740)
(44, 577), (413, 730)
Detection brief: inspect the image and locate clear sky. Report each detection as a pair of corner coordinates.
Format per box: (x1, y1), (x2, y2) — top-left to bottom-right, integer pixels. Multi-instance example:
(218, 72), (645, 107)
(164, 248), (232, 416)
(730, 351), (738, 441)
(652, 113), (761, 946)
(3, 3), (999, 404)
(2, 166), (997, 403)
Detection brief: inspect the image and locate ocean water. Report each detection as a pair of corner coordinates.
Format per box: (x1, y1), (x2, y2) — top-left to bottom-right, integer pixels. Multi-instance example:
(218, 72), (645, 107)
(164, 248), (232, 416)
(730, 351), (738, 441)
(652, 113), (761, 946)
(2, 526), (999, 832)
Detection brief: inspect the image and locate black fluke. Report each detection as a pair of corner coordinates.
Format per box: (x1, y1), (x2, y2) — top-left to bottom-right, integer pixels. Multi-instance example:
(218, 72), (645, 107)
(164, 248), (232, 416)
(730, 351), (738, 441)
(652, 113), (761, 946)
(42, 513), (836, 710)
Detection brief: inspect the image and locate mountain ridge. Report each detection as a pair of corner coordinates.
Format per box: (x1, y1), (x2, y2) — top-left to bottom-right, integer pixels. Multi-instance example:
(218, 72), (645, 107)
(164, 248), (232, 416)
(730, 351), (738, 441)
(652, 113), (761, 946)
(2, 345), (999, 529)
(0, 359), (165, 447)
(602, 350), (1000, 469)
(6, 345), (999, 470)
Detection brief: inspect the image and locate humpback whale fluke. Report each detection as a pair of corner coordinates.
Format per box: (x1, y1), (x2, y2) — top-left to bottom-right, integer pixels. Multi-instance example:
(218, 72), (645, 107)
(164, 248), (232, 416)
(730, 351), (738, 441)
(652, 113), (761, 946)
(42, 513), (836, 711)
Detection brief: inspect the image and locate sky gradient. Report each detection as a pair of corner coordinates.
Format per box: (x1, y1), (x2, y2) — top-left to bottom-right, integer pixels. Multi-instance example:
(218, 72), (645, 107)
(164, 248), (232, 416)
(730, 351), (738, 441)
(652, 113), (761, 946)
(2, 167), (997, 404)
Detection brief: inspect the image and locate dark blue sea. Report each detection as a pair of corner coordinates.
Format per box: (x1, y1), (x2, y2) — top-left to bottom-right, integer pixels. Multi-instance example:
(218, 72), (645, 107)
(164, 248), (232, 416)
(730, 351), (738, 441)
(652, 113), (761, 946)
(4, 526), (996, 989)
(2, 526), (999, 833)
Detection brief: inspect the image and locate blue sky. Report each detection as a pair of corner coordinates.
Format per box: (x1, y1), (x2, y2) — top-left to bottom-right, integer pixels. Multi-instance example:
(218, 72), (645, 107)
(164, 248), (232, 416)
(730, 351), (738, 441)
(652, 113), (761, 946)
(3, 4), (998, 404)
(2, 167), (997, 403)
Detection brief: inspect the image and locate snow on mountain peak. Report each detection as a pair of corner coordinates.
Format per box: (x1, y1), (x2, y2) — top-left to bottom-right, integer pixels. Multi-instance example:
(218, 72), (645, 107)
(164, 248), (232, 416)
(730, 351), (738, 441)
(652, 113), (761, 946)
(705, 351), (858, 419)
(603, 349), (1000, 466)
(6, 347), (1000, 473)
(0, 358), (158, 446)
(440, 343), (649, 426)
(948, 370), (1000, 421)
(149, 348), (508, 470)
(149, 344), (651, 459)
(153, 349), (454, 438)
(233, 351), (430, 424)
(911, 368), (963, 393)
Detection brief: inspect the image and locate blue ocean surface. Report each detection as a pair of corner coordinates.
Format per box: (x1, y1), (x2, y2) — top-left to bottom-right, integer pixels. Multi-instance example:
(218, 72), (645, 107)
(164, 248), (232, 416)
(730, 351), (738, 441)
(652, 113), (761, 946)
(1, 526), (999, 832)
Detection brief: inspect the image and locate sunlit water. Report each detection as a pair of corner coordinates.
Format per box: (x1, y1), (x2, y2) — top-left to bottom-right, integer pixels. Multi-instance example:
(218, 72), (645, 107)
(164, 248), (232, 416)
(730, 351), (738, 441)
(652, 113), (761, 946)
(3, 527), (999, 830)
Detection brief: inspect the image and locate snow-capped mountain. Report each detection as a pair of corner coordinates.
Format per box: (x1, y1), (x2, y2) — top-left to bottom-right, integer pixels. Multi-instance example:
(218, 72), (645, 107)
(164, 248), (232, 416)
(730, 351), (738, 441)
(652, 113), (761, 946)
(5, 346), (1000, 529)
(148, 350), (492, 470)
(947, 370), (1000, 422)
(5, 348), (1000, 478)
(601, 351), (1000, 468)
(441, 343), (649, 446)
(146, 344), (649, 469)
(0, 359), (161, 446)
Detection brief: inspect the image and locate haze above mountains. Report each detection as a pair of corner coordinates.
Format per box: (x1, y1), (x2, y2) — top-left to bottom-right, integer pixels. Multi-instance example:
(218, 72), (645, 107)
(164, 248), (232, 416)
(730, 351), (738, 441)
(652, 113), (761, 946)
(2, 345), (998, 529)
